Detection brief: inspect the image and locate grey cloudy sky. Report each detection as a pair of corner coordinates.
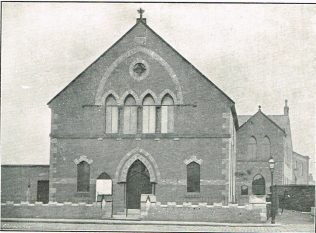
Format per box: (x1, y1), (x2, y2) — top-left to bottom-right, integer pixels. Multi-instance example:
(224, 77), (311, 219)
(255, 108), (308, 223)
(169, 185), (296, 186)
(1, 3), (315, 175)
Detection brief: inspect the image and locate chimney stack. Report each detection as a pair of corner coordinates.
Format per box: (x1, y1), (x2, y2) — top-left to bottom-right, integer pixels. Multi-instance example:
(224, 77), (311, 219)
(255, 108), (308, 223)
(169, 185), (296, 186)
(284, 99), (289, 116)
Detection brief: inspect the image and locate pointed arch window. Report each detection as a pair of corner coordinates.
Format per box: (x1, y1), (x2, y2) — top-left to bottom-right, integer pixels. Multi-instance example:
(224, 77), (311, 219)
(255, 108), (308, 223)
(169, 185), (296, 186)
(142, 95), (156, 133)
(263, 136), (271, 159)
(248, 136), (257, 160)
(77, 161), (90, 192)
(161, 94), (174, 133)
(187, 162), (200, 193)
(105, 95), (118, 133)
(124, 95), (137, 134)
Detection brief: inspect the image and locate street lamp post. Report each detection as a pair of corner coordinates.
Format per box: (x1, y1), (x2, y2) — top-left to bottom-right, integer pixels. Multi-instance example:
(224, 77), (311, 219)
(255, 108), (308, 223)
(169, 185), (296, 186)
(268, 157), (276, 224)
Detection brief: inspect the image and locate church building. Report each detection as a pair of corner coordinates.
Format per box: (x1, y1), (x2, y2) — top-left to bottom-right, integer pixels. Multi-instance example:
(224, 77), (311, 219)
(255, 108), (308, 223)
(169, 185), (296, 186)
(1, 11), (310, 217)
(47, 12), (238, 213)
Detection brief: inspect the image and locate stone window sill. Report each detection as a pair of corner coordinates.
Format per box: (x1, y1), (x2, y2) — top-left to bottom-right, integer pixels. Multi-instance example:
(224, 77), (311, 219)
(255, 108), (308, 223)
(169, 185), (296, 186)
(185, 192), (201, 198)
(103, 133), (176, 138)
(75, 192), (90, 197)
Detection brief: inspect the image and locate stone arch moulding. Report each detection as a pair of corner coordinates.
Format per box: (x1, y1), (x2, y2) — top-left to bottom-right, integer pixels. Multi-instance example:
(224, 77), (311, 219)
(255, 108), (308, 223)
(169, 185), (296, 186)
(184, 155), (203, 165)
(100, 90), (120, 105)
(115, 147), (161, 183)
(74, 155), (93, 165)
(139, 89), (159, 105)
(158, 89), (179, 105)
(120, 90), (141, 105)
(95, 46), (183, 105)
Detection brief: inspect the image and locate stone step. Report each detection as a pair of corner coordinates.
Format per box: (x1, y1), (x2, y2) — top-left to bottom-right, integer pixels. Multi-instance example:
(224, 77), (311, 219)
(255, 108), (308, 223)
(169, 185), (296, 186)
(127, 209), (140, 214)
(116, 211), (126, 215)
(112, 215), (140, 220)
(116, 209), (141, 215)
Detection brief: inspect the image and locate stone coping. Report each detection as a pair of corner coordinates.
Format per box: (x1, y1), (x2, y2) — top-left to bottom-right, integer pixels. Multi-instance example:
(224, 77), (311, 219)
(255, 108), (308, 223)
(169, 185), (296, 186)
(2, 201), (98, 207)
(149, 201), (255, 210)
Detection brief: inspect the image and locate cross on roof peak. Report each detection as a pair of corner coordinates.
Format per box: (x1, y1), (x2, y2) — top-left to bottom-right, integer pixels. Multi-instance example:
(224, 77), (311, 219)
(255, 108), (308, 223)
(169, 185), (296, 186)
(137, 8), (145, 19)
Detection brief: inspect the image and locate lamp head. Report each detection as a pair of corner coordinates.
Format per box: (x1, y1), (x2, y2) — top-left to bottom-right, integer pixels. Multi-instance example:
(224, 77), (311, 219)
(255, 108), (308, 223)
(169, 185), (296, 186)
(268, 157), (275, 170)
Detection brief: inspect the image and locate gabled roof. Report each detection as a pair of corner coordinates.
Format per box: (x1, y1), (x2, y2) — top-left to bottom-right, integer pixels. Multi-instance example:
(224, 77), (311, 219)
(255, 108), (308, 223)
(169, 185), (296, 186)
(140, 20), (235, 105)
(48, 19), (235, 108)
(238, 115), (251, 126)
(47, 21), (140, 105)
(238, 110), (286, 135)
(293, 151), (309, 160)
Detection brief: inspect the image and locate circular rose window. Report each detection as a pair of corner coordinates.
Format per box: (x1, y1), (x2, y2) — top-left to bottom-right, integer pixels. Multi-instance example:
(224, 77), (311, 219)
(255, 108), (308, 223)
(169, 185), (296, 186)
(129, 59), (149, 81)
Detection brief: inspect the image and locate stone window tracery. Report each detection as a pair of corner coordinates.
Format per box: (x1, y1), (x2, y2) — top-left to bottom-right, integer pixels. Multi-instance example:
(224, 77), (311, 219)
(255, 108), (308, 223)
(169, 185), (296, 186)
(129, 59), (150, 81)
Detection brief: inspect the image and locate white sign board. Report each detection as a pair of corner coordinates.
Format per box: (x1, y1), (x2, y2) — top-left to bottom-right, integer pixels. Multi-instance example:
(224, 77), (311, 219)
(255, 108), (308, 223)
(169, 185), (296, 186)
(96, 179), (112, 196)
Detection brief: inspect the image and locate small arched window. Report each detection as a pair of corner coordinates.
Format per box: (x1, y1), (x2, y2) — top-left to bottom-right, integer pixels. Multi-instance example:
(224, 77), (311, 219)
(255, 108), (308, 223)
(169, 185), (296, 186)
(187, 162), (200, 193)
(105, 95), (118, 133)
(161, 94), (174, 133)
(142, 95), (156, 133)
(263, 136), (271, 159)
(248, 136), (257, 160)
(241, 185), (248, 195)
(252, 174), (265, 195)
(77, 161), (90, 192)
(124, 95), (137, 134)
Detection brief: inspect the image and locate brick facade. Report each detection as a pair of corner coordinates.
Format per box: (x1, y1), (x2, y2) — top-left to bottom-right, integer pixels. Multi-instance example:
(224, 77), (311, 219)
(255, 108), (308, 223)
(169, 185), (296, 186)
(1, 165), (49, 203)
(47, 18), (238, 214)
(236, 110), (288, 203)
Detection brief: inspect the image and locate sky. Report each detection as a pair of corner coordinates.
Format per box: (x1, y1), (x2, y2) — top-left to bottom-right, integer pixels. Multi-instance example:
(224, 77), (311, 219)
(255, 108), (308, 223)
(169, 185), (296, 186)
(1, 3), (315, 176)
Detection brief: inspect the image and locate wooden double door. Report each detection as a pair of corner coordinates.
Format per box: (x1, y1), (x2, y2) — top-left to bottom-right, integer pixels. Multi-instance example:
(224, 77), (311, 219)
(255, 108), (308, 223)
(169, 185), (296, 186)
(126, 160), (152, 209)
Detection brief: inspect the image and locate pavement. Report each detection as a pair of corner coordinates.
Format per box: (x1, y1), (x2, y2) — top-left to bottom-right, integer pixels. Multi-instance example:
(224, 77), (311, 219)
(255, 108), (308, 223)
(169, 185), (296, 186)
(1, 210), (314, 232)
(276, 209), (314, 225)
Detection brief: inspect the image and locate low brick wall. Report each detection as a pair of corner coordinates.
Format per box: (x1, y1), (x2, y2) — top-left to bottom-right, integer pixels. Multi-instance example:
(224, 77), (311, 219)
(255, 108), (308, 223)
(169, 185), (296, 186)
(1, 201), (111, 219)
(140, 196), (266, 223)
(275, 185), (315, 212)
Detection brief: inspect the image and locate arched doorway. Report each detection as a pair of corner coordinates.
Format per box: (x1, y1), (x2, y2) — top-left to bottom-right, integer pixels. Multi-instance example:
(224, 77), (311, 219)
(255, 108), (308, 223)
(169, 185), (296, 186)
(252, 174), (266, 195)
(126, 160), (152, 209)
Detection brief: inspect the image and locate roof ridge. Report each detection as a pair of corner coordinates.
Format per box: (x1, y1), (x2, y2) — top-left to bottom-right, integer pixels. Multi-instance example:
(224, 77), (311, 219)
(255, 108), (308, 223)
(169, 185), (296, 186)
(238, 111), (286, 135)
